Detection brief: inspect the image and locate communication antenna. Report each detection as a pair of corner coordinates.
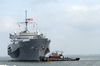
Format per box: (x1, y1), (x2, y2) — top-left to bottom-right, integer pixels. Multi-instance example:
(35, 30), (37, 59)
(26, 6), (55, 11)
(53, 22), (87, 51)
(25, 10), (28, 31)
(17, 10), (37, 32)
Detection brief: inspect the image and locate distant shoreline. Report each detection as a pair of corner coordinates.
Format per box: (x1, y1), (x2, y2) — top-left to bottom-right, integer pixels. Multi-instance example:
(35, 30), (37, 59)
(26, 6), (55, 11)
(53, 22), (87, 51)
(64, 54), (100, 57)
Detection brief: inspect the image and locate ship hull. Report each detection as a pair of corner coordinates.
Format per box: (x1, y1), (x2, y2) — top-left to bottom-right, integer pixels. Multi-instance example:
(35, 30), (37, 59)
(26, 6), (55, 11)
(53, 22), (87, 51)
(8, 39), (50, 61)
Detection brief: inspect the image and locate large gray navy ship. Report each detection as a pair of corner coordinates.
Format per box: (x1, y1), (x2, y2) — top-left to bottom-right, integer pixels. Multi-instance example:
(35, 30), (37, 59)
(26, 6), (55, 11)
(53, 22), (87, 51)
(7, 11), (51, 61)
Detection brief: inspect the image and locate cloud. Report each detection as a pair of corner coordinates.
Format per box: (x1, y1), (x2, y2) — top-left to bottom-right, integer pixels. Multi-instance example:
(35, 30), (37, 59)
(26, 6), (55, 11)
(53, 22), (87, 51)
(66, 5), (100, 12)
(32, 4), (100, 32)
(30, 0), (59, 5)
(0, 16), (17, 32)
(65, 5), (100, 29)
(90, 5), (100, 11)
(67, 5), (88, 12)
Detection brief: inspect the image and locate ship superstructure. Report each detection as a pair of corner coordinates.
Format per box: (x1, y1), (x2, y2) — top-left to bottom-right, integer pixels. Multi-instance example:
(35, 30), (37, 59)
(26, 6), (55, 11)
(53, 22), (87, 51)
(7, 11), (51, 61)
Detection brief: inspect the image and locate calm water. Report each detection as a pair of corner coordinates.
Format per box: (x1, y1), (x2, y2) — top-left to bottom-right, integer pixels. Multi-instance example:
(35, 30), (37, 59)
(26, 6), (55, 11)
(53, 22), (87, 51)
(0, 56), (100, 66)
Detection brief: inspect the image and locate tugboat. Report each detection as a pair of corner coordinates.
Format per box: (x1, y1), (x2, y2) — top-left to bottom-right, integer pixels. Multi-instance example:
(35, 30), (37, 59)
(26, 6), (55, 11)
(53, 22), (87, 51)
(7, 11), (51, 61)
(41, 51), (80, 61)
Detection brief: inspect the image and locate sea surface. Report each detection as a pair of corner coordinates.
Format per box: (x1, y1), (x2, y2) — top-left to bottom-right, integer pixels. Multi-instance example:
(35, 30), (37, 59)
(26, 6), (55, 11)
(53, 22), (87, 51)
(0, 56), (100, 66)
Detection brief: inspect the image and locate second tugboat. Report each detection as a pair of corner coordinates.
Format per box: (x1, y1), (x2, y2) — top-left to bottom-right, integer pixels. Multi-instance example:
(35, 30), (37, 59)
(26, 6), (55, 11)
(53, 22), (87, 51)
(7, 11), (51, 61)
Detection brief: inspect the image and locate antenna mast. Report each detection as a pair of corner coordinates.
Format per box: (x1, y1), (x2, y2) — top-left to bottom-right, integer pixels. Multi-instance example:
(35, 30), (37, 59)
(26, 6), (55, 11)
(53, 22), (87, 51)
(25, 10), (28, 31)
(18, 10), (34, 32)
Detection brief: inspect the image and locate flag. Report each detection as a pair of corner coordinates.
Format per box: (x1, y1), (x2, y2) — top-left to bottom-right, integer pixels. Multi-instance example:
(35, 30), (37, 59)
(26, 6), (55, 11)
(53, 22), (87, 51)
(37, 48), (38, 50)
(39, 50), (41, 52)
(33, 24), (35, 28)
(18, 24), (20, 27)
(35, 45), (36, 47)
(27, 18), (33, 21)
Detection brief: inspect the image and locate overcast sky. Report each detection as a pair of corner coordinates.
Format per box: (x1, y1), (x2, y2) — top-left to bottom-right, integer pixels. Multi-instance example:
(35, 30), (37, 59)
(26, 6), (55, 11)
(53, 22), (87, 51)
(0, 0), (100, 56)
